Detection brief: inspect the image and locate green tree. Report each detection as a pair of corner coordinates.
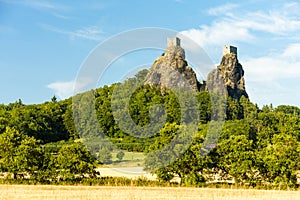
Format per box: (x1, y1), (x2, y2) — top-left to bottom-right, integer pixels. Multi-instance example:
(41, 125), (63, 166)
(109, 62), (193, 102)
(226, 97), (243, 120)
(7, 102), (69, 143)
(275, 105), (300, 116)
(216, 134), (257, 184)
(259, 133), (300, 186)
(155, 167), (174, 182)
(55, 142), (97, 180)
(197, 91), (211, 123)
(240, 96), (258, 119)
(0, 127), (43, 179)
(51, 95), (57, 103)
(62, 103), (78, 139)
(116, 151), (125, 161)
(97, 147), (113, 164)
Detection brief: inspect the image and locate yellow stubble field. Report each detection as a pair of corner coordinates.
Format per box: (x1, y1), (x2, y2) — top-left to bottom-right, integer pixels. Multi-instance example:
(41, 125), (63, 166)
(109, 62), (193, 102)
(1, 185), (300, 200)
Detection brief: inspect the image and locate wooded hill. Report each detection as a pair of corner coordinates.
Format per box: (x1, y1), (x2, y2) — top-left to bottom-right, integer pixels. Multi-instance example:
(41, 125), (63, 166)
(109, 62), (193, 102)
(0, 69), (299, 187)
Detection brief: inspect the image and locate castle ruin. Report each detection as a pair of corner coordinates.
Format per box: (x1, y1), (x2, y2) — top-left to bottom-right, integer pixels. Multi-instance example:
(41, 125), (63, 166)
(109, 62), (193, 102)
(223, 45), (237, 56)
(167, 37), (180, 47)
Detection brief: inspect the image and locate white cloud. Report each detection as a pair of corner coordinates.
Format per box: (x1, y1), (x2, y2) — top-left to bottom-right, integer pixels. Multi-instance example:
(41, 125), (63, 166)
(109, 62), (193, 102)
(232, 11), (300, 35)
(24, 0), (56, 9)
(181, 2), (300, 50)
(41, 24), (104, 41)
(245, 80), (300, 107)
(243, 43), (300, 82)
(47, 77), (96, 100)
(242, 43), (300, 107)
(47, 81), (74, 100)
(0, 0), (65, 10)
(51, 12), (70, 19)
(1, 0), (70, 19)
(207, 3), (239, 16)
(181, 2), (300, 107)
(206, 2), (300, 35)
(282, 43), (300, 60)
(180, 21), (253, 49)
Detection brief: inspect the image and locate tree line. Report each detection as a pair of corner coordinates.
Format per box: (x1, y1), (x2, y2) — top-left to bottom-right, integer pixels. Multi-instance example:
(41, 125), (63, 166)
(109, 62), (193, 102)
(0, 69), (299, 188)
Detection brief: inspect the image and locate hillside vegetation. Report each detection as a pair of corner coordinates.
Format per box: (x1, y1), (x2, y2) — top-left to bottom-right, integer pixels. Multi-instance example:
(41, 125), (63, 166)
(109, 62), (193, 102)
(0, 69), (299, 188)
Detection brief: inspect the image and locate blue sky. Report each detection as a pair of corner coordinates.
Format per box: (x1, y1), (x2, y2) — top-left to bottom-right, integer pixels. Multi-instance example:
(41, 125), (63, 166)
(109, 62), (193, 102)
(1, 0), (300, 107)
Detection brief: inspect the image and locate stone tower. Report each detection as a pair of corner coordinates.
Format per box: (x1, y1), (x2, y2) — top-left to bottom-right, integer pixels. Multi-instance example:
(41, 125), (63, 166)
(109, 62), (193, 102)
(223, 45), (237, 56)
(167, 37), (180, 47)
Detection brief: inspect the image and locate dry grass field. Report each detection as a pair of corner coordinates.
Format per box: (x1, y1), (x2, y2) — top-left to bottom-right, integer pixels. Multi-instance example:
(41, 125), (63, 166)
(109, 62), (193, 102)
(1, 185), (299, 200)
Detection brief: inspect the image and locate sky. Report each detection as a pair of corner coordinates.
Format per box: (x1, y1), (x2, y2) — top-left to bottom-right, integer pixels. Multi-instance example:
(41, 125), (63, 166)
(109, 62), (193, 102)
(1, 0), (300, 108)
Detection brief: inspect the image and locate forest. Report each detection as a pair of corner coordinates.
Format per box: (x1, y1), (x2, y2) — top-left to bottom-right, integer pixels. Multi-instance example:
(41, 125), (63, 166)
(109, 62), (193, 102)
(0, 69), (299, 188)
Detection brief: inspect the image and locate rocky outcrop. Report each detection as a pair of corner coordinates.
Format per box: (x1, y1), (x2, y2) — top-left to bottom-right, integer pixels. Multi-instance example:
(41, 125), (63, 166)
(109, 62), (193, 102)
(144, 38), (248, 99)
(206, 52), (248, 99)
(144, 38), (202, 92)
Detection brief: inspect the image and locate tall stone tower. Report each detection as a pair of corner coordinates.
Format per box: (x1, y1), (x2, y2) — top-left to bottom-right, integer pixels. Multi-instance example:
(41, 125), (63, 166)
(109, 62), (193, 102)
(167, 37), (180, 47)
(223, 45), (237, 56)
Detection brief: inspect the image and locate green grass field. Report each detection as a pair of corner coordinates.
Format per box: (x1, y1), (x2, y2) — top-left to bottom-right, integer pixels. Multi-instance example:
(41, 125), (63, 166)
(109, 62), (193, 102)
(109, 151), (145, 167)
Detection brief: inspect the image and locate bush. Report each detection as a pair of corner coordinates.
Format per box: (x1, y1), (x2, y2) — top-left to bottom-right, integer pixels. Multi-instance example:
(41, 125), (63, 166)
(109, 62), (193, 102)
(116, 151), (125, 161)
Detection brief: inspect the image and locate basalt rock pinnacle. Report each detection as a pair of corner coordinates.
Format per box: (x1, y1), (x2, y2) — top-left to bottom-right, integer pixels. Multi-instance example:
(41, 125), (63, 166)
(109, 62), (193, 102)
(144, 40), (248, 99)
(206, 46), (248, 99)
(144, 37), (202, 92)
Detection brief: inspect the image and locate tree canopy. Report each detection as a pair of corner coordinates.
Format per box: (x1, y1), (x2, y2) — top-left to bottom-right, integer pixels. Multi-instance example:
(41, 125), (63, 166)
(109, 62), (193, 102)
(0, 69), (299, 187)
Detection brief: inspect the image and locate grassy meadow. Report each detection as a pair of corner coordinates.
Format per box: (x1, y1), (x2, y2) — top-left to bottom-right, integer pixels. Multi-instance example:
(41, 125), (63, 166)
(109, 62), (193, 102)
(109, 151), (145, 167)
(1, 185), (299, 200)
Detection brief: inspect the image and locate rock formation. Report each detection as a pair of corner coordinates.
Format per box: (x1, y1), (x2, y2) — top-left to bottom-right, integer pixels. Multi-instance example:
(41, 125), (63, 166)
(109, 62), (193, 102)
(206, 46), (248, 99)
(144, 39), (248, 100)
(144, 37), (202, 92)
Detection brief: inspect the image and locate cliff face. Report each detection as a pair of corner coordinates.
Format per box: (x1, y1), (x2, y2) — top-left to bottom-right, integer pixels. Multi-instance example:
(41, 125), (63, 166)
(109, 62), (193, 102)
(206, 53), (248, 99)
(144, 38), (248, 99)
(144, 42), (201, 92)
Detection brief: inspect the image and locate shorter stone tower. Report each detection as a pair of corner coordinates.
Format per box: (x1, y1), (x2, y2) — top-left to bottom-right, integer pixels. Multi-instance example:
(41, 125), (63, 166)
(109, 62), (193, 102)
(223, 45), (237, 56)
(167, 37), (180, 47)
(206, 45), (248, 100)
